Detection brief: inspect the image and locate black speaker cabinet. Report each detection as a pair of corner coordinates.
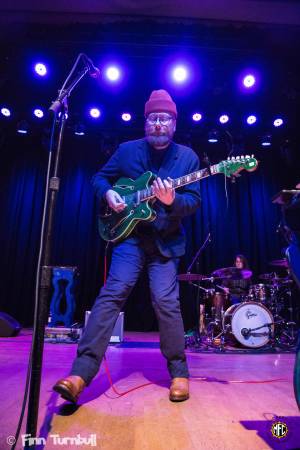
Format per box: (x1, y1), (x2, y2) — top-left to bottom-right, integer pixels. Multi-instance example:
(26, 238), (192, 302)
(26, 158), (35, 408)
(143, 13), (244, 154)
(0, 312), (22, 337)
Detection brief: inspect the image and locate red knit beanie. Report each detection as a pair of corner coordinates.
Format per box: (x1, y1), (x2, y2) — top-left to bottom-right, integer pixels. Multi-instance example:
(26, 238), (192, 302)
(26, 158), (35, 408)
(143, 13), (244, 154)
(144, 89), (177, 118)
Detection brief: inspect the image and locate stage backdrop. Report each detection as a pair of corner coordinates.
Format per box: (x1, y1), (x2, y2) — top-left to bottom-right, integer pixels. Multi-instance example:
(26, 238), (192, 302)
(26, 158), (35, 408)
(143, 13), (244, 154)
(0, 128), (298, 331)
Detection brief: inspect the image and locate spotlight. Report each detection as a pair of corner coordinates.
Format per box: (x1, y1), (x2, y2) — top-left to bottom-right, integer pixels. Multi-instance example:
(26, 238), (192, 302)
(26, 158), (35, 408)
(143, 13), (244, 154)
(192, 113), (202, 122)
(273, 118), (283, 127)
(89, 108), (101, 118)
(17, 120), (29, 134)
(172, 65), (188, 83)
(219, 114), (229, 124)
(243, 74), (255, 88)
(246, 115), (257, 125)
(33, 108), (44, 118)
(1, 107), (11, 117)
(208, 130), (219, 143)
(74, 124), (86, 136)
(34, 63), (47, 76)
(260, 134), (272, 147)
(121, 113), (131, 122)
(105, 66), (121, 82)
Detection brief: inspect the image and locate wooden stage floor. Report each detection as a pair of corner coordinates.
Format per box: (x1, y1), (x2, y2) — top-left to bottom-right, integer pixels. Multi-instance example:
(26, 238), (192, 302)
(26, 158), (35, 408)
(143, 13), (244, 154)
(0, 330), (299, 450)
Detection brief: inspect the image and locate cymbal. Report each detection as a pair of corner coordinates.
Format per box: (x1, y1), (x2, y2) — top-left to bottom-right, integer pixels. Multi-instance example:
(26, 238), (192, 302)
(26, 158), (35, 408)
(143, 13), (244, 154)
(212, 267), (252, 280)
(259, 273), (291, 283)
(269, 259), (289, 268)
(259, 273), (274, 280)
(177, 273), (206, 281)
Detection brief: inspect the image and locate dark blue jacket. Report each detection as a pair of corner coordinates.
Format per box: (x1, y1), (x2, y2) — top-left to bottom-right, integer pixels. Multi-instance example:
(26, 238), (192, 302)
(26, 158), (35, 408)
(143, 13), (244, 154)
(92, 138), (201, 257)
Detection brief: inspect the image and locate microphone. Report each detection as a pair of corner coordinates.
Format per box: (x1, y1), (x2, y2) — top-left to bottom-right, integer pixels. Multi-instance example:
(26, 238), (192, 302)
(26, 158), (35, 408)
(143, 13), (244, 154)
(82, 54), (101, 79)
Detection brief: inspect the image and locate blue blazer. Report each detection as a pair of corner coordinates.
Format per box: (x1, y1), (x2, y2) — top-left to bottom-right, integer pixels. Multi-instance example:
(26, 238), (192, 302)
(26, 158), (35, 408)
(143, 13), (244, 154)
(92, 138), (201, 257)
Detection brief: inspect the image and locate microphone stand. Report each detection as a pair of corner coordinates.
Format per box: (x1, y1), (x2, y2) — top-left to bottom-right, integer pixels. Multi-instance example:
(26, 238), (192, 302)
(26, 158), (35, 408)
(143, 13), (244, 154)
(24, 57), (92, 446)
(187, 232), (211, 273)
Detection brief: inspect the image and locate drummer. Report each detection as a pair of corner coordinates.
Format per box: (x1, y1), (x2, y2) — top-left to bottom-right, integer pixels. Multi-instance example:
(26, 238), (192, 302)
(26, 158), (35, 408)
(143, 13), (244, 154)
(222, 254), (252, 304)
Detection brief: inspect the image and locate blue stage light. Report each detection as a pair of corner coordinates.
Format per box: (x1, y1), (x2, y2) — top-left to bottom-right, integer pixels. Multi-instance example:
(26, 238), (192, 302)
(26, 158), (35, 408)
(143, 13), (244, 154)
(1, 107), (11, 117)
(34, 63), (47, 76)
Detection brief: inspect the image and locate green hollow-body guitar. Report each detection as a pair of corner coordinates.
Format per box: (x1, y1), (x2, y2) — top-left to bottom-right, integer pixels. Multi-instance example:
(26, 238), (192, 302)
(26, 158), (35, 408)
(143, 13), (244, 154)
(98, 155), (258, 243)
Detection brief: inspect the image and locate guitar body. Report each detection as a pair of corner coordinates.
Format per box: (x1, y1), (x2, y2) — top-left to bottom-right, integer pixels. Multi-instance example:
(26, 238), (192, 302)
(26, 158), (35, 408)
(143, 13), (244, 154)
(98, 171), (156, 243)
(97, 156), (258, 243)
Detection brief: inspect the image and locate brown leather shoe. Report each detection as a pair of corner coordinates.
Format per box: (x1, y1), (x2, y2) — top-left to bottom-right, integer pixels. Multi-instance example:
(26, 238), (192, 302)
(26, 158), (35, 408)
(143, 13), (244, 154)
(169, 377), (189, 402)
(53, 375), (86, 403)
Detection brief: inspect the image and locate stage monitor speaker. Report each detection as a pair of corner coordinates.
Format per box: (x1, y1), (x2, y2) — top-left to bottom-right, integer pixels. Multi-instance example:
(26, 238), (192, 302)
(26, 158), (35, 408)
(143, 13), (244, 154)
(85, 311), (124, 343)
(0, 312), (22, 337)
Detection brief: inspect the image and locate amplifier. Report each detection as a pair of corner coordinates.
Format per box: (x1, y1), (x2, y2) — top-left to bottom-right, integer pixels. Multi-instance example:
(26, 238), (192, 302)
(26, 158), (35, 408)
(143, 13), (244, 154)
(85, 311), (124, 343)
(44, 326), (82, 343)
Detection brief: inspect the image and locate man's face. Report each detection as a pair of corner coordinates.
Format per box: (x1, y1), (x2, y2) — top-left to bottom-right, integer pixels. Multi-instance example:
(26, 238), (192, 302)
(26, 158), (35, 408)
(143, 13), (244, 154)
(145, 111), (176, 149)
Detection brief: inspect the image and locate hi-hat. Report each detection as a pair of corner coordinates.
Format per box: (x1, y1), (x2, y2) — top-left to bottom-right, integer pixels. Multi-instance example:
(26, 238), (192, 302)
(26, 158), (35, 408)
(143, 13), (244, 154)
(177, 273), (206, 281)
(269, 259), (289, 268)
(212, 267), (252, 280)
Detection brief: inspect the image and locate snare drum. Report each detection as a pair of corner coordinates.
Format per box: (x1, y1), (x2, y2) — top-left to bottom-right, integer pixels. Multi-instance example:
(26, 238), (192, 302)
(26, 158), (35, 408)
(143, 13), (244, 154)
(249, 284), (267, 302)
(222, 301), (274, 348)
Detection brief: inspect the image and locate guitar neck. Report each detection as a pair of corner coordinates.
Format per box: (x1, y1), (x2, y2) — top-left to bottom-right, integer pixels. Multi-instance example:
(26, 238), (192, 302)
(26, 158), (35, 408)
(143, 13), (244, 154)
(141, 165), (218, 201)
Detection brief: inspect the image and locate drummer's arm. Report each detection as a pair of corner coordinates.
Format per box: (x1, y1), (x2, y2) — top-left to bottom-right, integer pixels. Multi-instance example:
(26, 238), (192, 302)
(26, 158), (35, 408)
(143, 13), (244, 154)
(221, 279), (230, 294)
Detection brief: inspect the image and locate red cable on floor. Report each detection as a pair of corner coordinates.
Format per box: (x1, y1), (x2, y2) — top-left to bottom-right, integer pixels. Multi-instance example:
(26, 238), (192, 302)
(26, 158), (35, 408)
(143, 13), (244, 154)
(103, 355), (289, 398)
(103, 242), (110, 285)
(103, 356), (153, 396)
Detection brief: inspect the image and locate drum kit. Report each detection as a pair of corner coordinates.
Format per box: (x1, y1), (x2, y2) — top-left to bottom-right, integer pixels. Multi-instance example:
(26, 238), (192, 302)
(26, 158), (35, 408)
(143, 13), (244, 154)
(179, 259), (297, 350)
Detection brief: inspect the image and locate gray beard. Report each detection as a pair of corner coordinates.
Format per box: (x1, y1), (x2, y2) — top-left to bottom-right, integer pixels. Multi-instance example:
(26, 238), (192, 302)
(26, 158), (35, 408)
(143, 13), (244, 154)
(146, 135), (171, 147)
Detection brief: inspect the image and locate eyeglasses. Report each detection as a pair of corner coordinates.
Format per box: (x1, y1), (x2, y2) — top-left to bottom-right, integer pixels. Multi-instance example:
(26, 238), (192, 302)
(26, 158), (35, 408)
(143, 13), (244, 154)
(146, 114), (174, 125)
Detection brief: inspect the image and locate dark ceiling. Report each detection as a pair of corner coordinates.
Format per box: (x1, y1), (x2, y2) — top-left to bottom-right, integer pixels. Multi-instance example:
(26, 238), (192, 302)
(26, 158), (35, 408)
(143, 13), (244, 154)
(0, 1), (299, 159)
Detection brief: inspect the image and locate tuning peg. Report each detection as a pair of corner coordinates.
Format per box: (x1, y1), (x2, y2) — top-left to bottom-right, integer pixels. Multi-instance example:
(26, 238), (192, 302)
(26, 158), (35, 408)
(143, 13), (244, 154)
(245, 155), (250, 159)
(251, 154), (254, 158)
(236, 156), (240, 160)
(231, 156), (236, 161)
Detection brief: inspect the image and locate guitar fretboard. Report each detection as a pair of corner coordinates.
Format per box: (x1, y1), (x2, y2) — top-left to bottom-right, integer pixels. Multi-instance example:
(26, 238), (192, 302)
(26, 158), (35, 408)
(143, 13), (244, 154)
(139, 164), (219, 201)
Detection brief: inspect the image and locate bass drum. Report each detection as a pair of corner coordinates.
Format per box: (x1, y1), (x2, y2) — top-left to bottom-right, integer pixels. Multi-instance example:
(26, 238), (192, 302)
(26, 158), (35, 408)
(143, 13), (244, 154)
(223, 301), (274, 348)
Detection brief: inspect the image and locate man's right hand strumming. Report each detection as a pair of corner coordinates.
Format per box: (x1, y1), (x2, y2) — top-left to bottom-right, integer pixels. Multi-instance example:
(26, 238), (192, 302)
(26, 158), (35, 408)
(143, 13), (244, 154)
(105, 189), (127, 213)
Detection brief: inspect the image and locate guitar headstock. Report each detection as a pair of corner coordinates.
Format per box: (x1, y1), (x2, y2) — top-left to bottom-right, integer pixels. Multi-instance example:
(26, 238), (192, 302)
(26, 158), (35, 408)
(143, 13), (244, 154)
(217, 155), (258, 178)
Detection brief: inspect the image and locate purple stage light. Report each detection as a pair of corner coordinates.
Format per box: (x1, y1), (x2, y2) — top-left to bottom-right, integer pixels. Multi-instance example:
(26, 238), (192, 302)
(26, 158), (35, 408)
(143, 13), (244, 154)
(74, 124), (86, 136)
(1, 107), (11, 117)
(208, 130), (219, 143)
(243, 74), (255, 88)
(89, 108), (101, 118)
(121, 113), (131, 122)
(105, 66), (120, 82)
(34, 63), (47, 76)
(33, 108), (44, 118)
(273, 118), (283, 127)
(261, 135), (272, 147)
(246, 115), (257, 125)
(17, 120), (29, 134)
(192, 113), (202, 122)
(219, 114), (229, 124)
(172, 65), (188, 83)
